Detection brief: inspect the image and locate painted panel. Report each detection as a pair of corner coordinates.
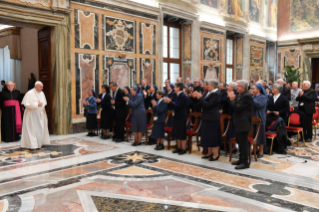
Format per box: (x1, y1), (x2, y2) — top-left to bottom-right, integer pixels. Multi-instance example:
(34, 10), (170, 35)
(140, 23), (156, 55)
(103, 16), (135, 53)
(250, 68), (263, 81)
(140, 58), (155, 85)
(290, 0), (319, 32)
(202, 37), (220, 62)
(74, 10), (99, 50)
(228, 0), (244, 21)
(236, 37), (243, 67)
(103, 56), (136, 88)
(203, 65), (220, 81)
(183, 24), (192, 61)
(236, 68), (243, 80)
(268, 0), (277, 28)
(75, 53), (99, 115)
(284, 49), (301, 68)
(192, 0), (219, 9)
(250, 46), (263, 67)
(183, 64), (191, 79)
(277, 52), (282, 78)
(249, 0), (260, 23)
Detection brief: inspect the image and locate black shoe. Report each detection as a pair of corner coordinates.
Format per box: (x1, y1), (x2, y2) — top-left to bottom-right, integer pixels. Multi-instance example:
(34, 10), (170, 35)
(231, 160), (241, 166)
(172, 149), (180, 153)
(115, 139), (124, 143)
(209, 155), (219, 161)
(137, 142), (142, 146)
(155, 144), (164, 150)
(103, 135), (110, 139)
(202, 154), (213, 159)
(86, 133), (91, 136)
(305, 138), (312, 142)
(232, 148), (238, 154)
(132, 142), (138, 146)
(235, 163), (249, 169)
(178, 150), (186, 155)
(257, 154), (263, 158)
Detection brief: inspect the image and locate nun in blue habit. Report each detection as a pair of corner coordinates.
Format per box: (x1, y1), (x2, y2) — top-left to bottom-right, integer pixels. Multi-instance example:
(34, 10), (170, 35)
(83, 89), (98, 136)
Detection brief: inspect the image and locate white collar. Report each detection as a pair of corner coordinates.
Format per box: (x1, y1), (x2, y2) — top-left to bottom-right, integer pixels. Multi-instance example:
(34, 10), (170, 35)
(177, 91), (183, 96)
(158, 98), (164, 104)
(274, 93), (280, 99)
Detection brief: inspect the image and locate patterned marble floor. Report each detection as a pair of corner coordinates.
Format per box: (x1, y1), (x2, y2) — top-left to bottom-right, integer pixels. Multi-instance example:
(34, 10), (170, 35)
(0, 133), (319, 212)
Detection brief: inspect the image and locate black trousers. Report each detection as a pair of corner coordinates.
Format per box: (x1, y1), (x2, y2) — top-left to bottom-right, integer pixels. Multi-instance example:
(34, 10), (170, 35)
(235, 131), (249, 165)
(304, 113), (313, 140)
(115, 116), (125, 140)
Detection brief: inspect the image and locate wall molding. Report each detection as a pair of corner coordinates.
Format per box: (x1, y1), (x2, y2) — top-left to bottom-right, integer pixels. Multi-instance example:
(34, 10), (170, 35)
(200, 21), (226, 35)
(225, 22), (248, 35)
(159, 2), (198, 21)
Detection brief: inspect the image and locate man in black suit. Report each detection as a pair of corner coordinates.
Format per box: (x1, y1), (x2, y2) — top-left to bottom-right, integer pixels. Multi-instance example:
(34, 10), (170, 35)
(110, 82), (127, 142)
(266, 83), (290, 124)
(141, 79), (150, 92)
(185, 77), (193, 87)
(228, 80), (253, 169)
(296, 81), (317, 142)
(276, 79), (291, 100)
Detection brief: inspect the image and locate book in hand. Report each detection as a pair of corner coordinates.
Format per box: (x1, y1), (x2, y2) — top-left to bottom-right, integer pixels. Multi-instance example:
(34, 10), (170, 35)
(268, 111), (277, 114)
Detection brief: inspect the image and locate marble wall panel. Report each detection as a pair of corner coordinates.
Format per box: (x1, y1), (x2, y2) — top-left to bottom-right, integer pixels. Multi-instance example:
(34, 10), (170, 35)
(236, 68), (242, 80)
(284, 49), (301, 68)
(249, 0), (260, 23)
(202, 37), (220, 62)
(250, 68), (263, 81)
(183, 24), (192, 61)
(103, 56), (136, 88)
(268, 0), (277, 28)
(140, 23), (156, 55)
(74, 10), (99, 50)
(75, 53), (99, 115)
(202, 65), (220, 81)
(250, 46), (263, 67)
(103, 16), (136, 53)
(277, 52), (282, 78)
(236, 37), (243, 67)
(183, 64), (191, 79)
(140, 58), (155, 85)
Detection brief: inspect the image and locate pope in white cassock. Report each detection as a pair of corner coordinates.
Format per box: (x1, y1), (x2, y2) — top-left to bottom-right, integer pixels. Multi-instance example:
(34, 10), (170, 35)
(20, 81), (50, 149)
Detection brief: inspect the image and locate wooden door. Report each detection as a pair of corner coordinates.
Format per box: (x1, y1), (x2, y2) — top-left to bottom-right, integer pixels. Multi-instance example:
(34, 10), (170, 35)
(38, 27), (53, 133)
(311, 58), (319, 89)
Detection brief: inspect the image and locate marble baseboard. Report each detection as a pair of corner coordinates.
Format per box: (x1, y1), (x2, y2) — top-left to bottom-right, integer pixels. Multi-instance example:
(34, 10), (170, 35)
(72, 122), (87, 134)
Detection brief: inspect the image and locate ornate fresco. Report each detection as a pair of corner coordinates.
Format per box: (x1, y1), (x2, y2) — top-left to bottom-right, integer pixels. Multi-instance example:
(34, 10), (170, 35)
(103, 56), (136, 88)
(183, 24), (192, 61)
(236, 68), (243, 80)
(103, 16), (135, 53)
(249, 0), (260, 23)
(192, 0), (218, 9)
(250, 68), (263, 81)
(236, 37), (243, 67)
(228, 0), (244, 21)
(140, 23), (156, 55)
(250, 46), (263, 67)
(75, 53), (99, 115)
(140, 58), (155, 85)
(290, 0), (319, 32)
(74, 10), (99, 50)
(268, 0), (277, 28)
(203, 65), (220, 81)
(284, 49), (301, 68)
(202, 37), (220, 62)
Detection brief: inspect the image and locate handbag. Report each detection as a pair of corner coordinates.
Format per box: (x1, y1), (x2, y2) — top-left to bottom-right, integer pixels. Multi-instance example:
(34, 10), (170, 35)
(84, 108), (89, 118)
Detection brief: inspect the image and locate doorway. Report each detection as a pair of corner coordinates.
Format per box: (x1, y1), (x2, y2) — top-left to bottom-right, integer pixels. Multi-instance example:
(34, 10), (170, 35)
(311, 58), (319, 89)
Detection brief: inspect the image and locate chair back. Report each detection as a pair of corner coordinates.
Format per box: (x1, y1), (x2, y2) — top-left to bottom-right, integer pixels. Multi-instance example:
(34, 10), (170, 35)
(186, 112), (202, 132)
(146, 109), (154, 126)
(165, 111), (173, 125)
(249, 117), (261, 141)
(126, 109), (132, 121)
(313, 108), (319, 122)
(288, 113), (301, 126)
(290, 107), (294, 112)
(221, 114), (231, 137)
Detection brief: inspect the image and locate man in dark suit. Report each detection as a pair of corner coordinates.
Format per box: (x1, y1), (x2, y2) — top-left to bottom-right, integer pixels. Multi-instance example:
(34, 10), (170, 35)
(276, 79), (291, 100)
(296, 81), (317, 142)
(266, 83), (290, 124)
(228, 80), (253, 169)
(185, 77), (193, 87)
(110, 82), (127, 142)
(141, 79), (150, 92)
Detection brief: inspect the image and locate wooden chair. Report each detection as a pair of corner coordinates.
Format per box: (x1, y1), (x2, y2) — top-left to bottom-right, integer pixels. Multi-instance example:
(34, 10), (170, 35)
(186, 112), (202, 154)
(125, 109), (132, 142)
(221, 114), (231, 156)
(286, 113), (305, 147)
(265, 120), (278, 155)
(229, 117), (261, 165)
(312, 108), (319, 139)
(164, 111), (173, 149)
(290, 106), (294, 112)
(144, 109), (154, 145)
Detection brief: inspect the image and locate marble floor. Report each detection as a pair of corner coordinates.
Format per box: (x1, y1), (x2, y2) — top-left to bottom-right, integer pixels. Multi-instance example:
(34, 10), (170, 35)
(0, 133), (319, 211)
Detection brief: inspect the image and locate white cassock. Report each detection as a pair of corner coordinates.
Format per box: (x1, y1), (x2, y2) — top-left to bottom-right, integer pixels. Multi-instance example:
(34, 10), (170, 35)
(20, 88), (50, 149)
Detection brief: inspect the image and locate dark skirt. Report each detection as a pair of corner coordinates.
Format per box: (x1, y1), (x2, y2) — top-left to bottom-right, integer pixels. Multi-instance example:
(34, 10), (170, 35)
(100, 110), (113, 130)
(172, 119), (187, 140)
(151, 122), (165, 139)
(86, 114), (98, 130)
(200, 120), (222, 148)
(254, 124), (266, 145)
(131, 113), (147, 133)
(226, 120), (235, 141)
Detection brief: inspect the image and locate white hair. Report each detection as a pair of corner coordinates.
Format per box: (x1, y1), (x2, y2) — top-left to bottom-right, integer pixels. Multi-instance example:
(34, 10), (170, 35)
(35, 81), (43, 86)
(303, 80), (311, 87)
(229, 82), (237, 89)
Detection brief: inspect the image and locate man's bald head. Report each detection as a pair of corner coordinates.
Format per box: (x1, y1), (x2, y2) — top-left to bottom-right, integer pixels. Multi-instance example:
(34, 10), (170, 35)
(6, 81), (14, 92)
